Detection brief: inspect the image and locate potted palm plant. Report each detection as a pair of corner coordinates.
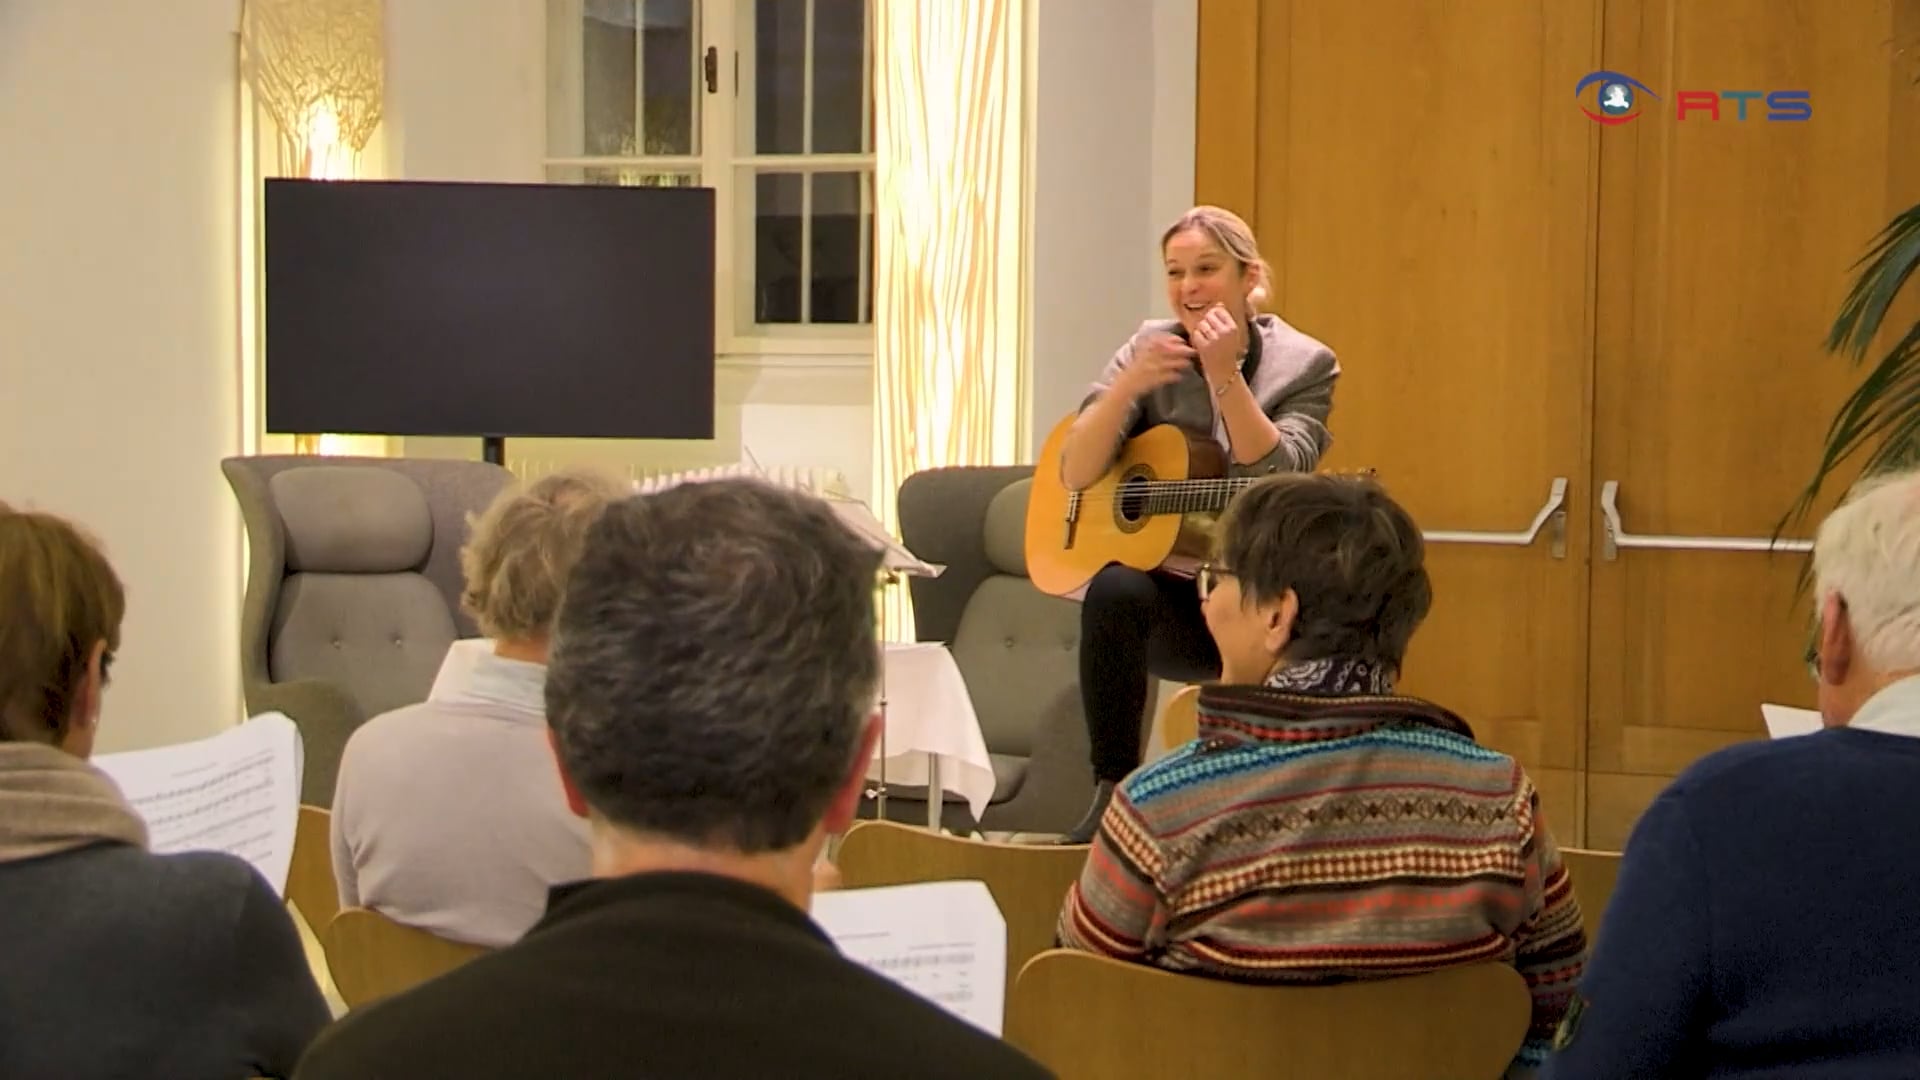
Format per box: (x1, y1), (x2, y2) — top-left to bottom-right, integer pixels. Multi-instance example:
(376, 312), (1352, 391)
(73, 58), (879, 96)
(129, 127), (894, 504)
(1780, 207), (1920, 674)
(1786, 206), (1920, 529)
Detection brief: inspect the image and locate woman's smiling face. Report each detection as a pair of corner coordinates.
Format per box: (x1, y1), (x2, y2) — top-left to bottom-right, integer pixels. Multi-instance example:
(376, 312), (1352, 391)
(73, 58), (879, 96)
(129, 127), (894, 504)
(1163, 227), (1249, 335)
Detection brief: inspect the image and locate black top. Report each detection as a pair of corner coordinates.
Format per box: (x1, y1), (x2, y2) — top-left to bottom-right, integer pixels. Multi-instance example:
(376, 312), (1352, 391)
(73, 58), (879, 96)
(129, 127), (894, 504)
(295, 870), (1054, 1080)
(0, 843), (330, 1080)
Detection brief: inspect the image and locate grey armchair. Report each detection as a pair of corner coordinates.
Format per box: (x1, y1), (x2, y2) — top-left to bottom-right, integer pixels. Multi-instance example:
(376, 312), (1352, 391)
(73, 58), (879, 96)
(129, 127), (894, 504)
(221, 456), (514, 804)
(888, 467), (1138, 835)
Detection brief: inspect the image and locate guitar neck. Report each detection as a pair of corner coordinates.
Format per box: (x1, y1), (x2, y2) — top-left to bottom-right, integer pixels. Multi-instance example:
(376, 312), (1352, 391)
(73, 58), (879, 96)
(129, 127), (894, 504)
(1139, 476), (1260, 517)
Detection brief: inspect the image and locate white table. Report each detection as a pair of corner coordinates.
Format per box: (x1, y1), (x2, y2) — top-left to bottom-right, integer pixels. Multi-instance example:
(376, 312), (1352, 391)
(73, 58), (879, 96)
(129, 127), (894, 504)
(432, 639), (994, 830)
(868, 642), (996, 829)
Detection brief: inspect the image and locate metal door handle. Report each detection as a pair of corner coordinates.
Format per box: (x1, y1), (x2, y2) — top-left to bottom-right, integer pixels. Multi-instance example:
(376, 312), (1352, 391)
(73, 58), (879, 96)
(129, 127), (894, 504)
(1599, 480), (1812, 560)
(1423, 477), (1568, 558)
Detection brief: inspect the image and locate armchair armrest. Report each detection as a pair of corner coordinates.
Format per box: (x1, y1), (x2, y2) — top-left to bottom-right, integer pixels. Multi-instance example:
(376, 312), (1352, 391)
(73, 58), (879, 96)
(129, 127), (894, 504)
(250, 679), (364, 806)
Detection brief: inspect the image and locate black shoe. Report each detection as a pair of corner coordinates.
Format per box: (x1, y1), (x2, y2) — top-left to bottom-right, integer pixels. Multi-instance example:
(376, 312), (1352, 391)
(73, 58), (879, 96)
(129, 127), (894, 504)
(1055, 780), (1117, 845)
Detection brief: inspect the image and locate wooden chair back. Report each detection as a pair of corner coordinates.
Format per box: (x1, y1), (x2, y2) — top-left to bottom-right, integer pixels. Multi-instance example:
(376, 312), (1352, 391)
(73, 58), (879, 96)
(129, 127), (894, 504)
(322, 908), (489, 1008)
(286, 804), (339, 933)
(1559, 847), (1624, 943)
(1156, 684), (1201, 751)
(835, 820), (1089, 1000)
(1007, 950), (1532, 1080)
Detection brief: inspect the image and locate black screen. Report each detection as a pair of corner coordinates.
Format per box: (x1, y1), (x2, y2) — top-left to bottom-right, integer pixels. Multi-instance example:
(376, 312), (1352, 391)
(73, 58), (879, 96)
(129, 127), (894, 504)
(264, 178), (716, 440)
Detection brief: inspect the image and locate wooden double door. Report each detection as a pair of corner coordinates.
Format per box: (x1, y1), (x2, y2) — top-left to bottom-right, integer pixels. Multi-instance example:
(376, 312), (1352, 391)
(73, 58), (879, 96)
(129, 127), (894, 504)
(1197, 0), (1920, 847)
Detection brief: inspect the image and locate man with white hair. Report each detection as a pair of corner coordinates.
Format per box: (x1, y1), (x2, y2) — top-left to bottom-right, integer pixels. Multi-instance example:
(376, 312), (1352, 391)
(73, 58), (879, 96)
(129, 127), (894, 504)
(1545, 470), (1920, 1078)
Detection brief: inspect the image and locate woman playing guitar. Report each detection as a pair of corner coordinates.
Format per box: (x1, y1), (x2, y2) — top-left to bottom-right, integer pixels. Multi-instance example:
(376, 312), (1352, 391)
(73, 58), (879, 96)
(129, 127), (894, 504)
(1054, 205), (1340, 843)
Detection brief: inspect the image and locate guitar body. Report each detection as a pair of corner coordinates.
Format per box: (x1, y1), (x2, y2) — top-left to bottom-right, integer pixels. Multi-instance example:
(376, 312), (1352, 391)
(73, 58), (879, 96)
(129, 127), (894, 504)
(1025, 413), (1230, 598)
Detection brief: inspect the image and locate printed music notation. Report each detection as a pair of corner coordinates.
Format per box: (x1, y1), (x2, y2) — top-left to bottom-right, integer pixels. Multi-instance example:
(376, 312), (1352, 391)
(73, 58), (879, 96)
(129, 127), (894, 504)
(810, 880), (1007, 1036)
(93, 713), (303, 894)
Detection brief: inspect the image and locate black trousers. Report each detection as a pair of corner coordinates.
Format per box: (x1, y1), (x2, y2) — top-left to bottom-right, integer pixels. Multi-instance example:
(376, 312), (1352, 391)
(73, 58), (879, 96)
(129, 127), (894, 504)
(1079, 564), (1221, 782)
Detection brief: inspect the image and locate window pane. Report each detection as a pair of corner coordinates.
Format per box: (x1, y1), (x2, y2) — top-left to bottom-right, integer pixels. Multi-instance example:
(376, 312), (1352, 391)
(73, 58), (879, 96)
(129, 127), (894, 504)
(582, 0), (636, 155)
(638, 0), (697, 155)
(753, 0), (806, 153)
(810, 171), (865, 323)
(810, 0), (867, 154)
(754, 172), (803, 323)
(546, 165), (700, 188)
(548, 0), (700, 158)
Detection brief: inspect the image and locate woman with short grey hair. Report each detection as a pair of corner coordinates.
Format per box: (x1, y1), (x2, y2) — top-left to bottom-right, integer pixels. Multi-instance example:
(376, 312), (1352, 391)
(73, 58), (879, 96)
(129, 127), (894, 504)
(329, 467), (628, 947)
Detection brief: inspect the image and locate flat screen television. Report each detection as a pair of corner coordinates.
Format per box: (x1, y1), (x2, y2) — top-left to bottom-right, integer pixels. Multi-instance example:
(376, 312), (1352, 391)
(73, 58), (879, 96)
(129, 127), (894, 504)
(264, 178), (716, 445)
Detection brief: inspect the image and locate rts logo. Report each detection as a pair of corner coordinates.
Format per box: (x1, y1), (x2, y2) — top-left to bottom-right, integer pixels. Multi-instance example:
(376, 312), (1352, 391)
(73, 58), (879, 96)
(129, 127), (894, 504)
(1575, 71), (1658, 124)
(1574, 70), (1812, 123)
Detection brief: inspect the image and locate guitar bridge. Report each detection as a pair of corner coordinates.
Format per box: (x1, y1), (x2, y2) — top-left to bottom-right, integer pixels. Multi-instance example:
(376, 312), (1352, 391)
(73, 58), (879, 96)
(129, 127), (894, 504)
(1062, 491), (1080, 549)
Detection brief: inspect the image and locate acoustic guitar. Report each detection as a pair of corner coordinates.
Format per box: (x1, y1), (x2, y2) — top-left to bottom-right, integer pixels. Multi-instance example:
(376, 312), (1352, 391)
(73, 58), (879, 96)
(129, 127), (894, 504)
(1024, 413), (1269, 597)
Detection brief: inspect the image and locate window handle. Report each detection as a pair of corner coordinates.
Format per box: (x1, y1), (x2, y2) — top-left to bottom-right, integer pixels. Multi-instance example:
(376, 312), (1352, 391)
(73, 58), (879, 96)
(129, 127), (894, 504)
(704, 46), (718, 94)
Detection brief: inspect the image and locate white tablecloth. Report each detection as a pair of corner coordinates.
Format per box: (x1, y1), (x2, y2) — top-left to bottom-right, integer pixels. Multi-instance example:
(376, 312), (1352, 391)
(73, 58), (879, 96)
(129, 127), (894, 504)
(866, 642), (996, 821)
(433, 639), (995, 820)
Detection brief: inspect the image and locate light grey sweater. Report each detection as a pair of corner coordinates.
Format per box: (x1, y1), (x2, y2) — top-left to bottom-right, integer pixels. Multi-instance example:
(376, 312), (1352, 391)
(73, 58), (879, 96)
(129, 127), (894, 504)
(1083, 312), (1340, 476)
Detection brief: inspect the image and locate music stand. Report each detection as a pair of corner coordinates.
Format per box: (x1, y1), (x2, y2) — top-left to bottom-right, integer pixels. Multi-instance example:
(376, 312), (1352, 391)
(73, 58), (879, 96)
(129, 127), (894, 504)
(823, 495), (943, 821)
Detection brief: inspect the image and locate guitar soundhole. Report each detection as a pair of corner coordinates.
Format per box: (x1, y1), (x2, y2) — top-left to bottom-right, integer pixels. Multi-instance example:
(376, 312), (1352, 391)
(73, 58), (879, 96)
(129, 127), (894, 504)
(1113, 472), (1153, 533)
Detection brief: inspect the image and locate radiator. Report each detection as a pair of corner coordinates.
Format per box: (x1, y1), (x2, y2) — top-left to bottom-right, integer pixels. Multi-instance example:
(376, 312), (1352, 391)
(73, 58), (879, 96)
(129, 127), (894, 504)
(630, 462), (853, 499)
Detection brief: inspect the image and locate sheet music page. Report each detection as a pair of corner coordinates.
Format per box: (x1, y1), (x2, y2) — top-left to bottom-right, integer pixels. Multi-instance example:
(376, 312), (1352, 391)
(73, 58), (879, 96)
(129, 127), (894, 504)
(1761, 703), (1824, 739)
(92, 712), (304, 894)
(810, 880), (1006, 1036)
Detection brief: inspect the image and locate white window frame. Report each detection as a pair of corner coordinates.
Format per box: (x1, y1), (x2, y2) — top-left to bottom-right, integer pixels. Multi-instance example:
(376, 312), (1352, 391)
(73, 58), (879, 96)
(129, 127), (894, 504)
(544, 0), (875, 359)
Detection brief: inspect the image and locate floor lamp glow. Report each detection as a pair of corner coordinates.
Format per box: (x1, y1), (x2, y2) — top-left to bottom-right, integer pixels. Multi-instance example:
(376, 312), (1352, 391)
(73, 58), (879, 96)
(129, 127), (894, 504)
(241, 0), (386, 457)
(871, 0), (1031, 641)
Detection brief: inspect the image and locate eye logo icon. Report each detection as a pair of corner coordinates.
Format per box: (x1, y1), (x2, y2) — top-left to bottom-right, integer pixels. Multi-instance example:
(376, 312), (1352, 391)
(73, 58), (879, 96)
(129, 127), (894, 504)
(1576, 71), (1659, 125)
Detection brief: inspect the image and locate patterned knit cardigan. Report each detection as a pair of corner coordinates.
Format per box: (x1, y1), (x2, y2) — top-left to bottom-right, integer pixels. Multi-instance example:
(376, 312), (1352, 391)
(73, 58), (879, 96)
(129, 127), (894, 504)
(1057, 677), (1588, 1073)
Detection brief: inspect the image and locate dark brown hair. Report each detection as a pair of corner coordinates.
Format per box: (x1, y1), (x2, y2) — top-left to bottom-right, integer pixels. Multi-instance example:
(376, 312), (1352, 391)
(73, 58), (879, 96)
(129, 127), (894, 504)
(1215, 473), (1432, 671)
(0, 502), (125, 742)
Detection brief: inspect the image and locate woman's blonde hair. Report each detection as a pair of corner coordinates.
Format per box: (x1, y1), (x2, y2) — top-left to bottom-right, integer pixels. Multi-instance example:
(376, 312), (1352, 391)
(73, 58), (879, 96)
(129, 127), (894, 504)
(1162, 205), (1272, 312)
(460, 468), (628, 643)
(0, 502), (125, 743)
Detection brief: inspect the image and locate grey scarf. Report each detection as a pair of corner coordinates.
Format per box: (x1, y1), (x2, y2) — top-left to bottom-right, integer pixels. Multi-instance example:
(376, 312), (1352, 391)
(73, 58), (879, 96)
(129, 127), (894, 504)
(0, 742), (148, 862)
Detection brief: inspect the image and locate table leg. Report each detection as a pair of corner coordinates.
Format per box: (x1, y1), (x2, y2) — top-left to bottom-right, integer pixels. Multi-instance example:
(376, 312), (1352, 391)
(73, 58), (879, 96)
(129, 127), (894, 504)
(925, 751), (942, 832)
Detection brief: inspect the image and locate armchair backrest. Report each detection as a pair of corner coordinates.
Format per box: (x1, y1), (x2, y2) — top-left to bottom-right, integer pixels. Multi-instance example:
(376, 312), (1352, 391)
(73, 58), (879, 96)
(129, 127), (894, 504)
(222, 455), (514, 800)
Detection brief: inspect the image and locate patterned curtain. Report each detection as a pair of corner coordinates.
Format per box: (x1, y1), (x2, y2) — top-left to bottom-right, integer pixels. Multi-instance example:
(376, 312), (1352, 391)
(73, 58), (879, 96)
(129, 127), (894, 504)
(872, 0), (1031, 640)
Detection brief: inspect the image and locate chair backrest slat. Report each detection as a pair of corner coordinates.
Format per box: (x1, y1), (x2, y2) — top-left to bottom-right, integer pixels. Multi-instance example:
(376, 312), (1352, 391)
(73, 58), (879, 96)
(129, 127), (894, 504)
(322, 908), (489, 1008)
(835, 821), (1089, 1001)
(1008, 950), (1532, 1080)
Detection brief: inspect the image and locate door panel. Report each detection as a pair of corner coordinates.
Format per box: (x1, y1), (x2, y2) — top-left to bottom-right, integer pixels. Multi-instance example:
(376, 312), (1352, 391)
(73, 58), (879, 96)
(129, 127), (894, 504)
(1198, 0), (1920, 851)
(1586, 0), (1920, 849)
(1199, 0), (1600, 842)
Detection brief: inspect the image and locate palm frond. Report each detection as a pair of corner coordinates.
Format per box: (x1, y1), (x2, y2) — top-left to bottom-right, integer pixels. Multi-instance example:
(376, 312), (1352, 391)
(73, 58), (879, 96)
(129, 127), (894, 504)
(1827, 204), (1920, 360)
(1783, 201), (1920, 535)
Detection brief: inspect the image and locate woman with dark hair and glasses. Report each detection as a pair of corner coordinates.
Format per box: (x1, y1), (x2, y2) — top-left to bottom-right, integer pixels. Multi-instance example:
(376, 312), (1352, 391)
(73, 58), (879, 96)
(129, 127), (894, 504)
(1056, 473), (1588, 1078)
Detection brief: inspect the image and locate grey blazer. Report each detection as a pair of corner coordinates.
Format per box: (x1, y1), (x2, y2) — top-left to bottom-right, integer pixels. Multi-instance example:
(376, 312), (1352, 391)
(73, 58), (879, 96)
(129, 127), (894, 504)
(1082, 312), (1339, 477)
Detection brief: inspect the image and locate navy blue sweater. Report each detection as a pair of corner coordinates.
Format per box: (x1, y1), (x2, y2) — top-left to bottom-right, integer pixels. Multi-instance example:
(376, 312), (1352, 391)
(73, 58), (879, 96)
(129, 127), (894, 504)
(1544, 726), (1920, 1078)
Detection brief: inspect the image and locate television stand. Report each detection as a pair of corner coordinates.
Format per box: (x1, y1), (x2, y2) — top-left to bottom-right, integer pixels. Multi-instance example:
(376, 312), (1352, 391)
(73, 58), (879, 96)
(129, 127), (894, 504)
(481, 436), (507, 468)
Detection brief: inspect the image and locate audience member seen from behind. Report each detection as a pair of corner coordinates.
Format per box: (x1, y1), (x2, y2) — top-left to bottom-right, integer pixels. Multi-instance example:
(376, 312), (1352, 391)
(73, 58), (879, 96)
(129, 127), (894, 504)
(1544, 469), (1920, 1078)
(0, 502), (329, 1080)
(1057, 473), (1587, 1078)
(295, 480), (1053, 1080)
(330, 468), (625, 947)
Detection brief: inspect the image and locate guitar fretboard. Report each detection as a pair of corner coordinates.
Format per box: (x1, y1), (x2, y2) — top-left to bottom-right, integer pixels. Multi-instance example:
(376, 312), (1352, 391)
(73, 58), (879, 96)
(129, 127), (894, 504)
(1136, 476), (1263, 517)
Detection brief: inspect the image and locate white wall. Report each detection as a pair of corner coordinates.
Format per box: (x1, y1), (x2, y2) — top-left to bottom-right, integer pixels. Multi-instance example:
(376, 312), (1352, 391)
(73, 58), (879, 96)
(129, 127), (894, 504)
(1029, 0), (1198, 447)
(0, 0), (242, 750)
